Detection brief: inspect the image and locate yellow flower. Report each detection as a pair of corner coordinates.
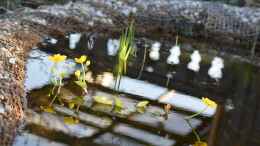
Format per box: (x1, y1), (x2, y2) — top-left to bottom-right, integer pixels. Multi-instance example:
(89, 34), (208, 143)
(75, 70), (81, 78)
(48, 54), (67, 63)
(202, 97), (217, 108)
(75, 55), (87, 64)
(193, 141), (207, 146)
(86, 60), (91, 66)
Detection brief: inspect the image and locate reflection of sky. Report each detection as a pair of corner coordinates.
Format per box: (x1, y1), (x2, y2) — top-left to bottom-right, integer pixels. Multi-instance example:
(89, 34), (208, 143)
(24, 49), (77, 91)
(26, 110), (98, 138)
(94, 132), (146, 146)
(13, 133), (67, 146)
(114, 123), (176, 146)
(100, 74), (216, 117)
(130, 105), (202, 136)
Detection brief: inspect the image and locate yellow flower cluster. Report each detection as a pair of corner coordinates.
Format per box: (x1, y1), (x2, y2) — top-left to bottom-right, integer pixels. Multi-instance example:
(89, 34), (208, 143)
(48, 54), (67, 63)
(202, 97), (217, 108)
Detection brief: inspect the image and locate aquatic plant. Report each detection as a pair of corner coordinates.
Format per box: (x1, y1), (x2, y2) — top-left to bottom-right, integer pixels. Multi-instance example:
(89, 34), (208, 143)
(74, 55), (91, 94)
(66, 55), (91, 113)
(185, 97), (217, 145)
(114, 21), (135, 91)
(47, 54), (67, 107)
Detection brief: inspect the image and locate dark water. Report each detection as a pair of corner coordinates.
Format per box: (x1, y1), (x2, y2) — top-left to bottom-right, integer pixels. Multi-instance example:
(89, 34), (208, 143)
(15, 33), (260, 146)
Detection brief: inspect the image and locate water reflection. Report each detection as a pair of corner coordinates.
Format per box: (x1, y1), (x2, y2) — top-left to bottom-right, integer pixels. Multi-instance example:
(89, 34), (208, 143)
(25, 49), (76, 91)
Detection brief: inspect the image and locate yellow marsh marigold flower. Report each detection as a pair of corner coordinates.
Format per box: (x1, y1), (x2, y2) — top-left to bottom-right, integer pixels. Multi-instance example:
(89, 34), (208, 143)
(75, 55), (87, 64)
(202, 97), (217, 108)
(48, 54), (67, 63)
(193, 141), (207, 146)
(86, 60), (91, 66)
(75, 70), (81, 78)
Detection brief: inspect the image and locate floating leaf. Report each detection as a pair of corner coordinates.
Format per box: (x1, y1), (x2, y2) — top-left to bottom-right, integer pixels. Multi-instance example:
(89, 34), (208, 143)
(136, 101), (149, 113)
(93, 96), (113, 105)
(40, 106), (55, 113)
(114, 97), (123, 108)
(64, 116), (79, 125)
(114, 106), (123, 113)
(136, 101), (149, 108)
(68, 102), (75, 109)
(137, 108), (145, 113)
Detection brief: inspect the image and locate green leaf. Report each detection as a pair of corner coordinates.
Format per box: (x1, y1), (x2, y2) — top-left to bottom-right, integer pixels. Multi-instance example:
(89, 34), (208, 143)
(136, 107), (145, 113)
(74, 81), (86, 88)
(136, 101), (149, 108)
(136, 101), (149, 113)
(114, 97), (123, 108)
(93, 96), (113, 105)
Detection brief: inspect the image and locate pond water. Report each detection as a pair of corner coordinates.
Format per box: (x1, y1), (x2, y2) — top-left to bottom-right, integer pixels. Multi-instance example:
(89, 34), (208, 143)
(13, 33), (260, 146)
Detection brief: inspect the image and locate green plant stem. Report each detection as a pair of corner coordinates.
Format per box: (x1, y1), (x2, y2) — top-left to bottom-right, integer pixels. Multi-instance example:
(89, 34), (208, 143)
(49, 76), (62, 106)
(176, 35), (179, 46)
(137, 46), (147, 79)
(51, 85), (56, 95)
(166, 76), (171, 88)
(185, 106), (208, 120)
(49, 87), (59, 106)
(117, 75), (122, 91)
(185, 119), (201, 142)
(81, 63), (86, 82)
(114, 74), (122, 92)
(76, 104), (80, 113)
